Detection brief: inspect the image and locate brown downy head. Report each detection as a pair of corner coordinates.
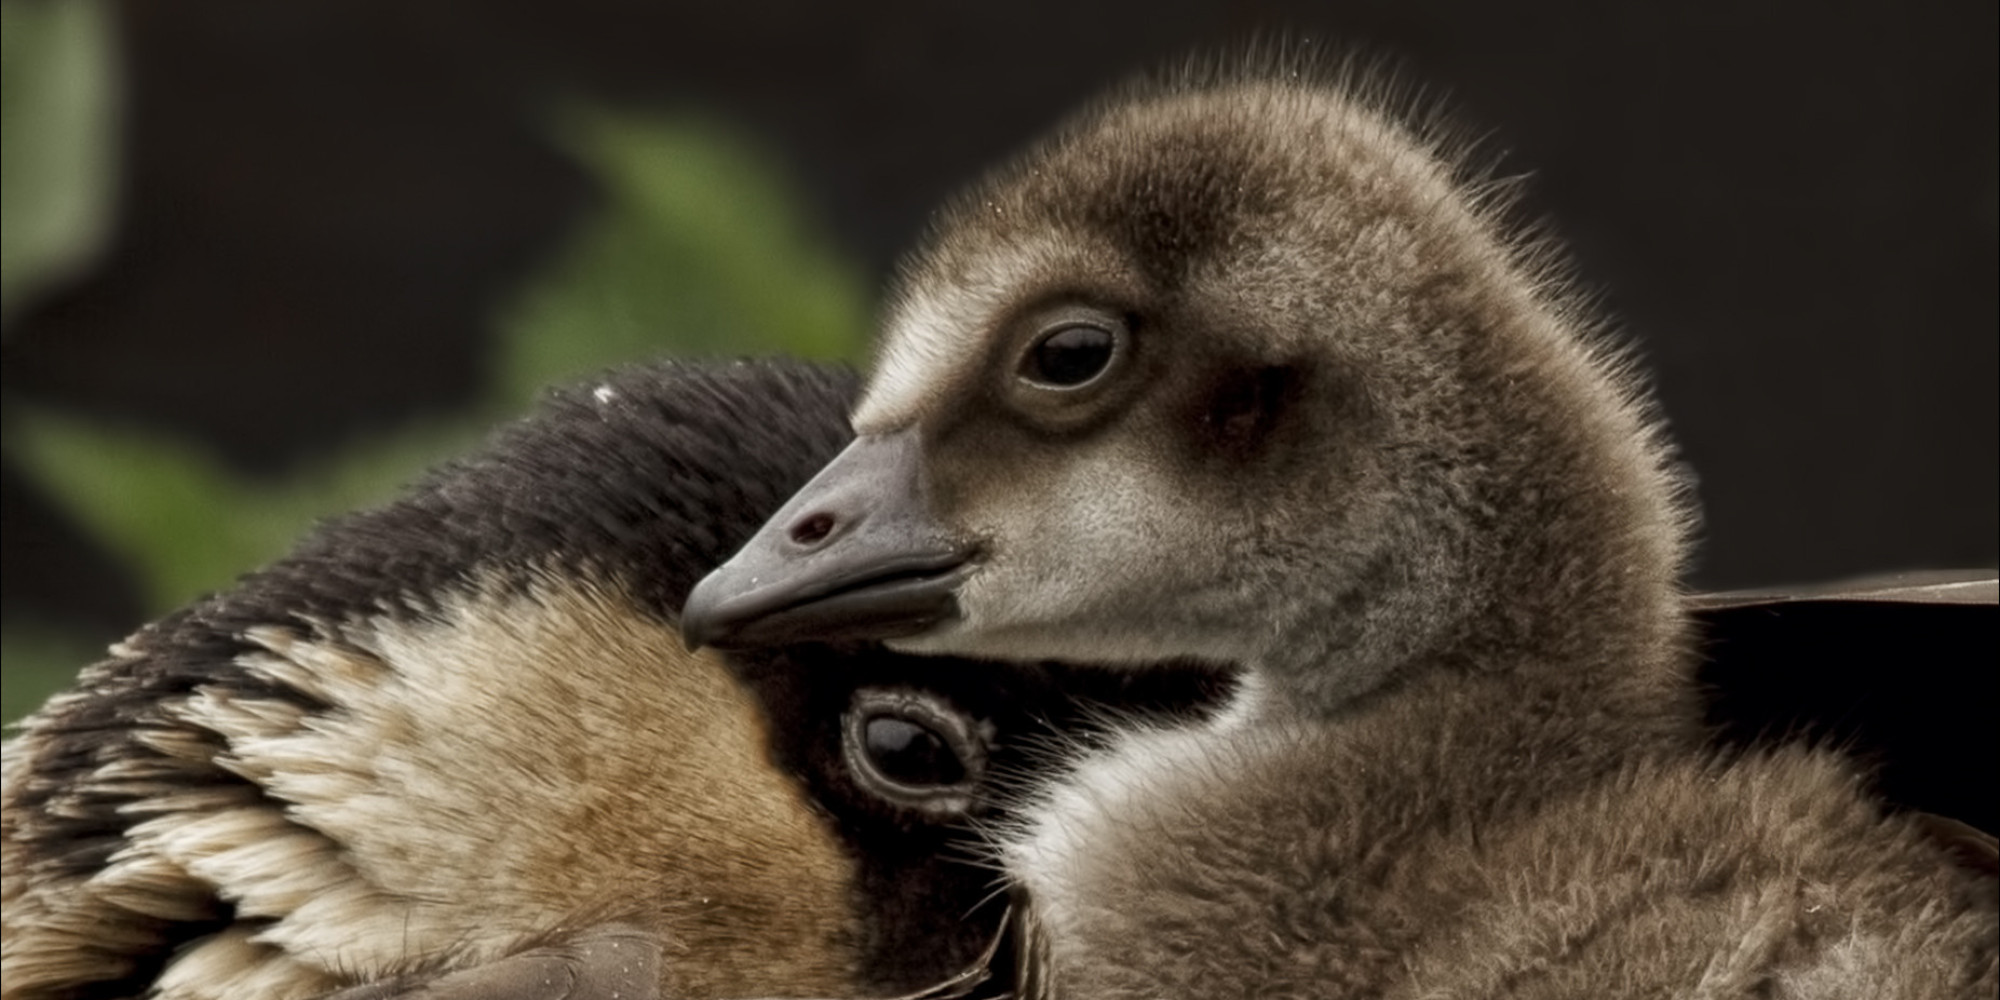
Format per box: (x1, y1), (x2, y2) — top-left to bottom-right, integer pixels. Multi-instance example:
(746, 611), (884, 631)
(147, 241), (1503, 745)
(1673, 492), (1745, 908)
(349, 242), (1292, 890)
(683, 61), (1695, 717)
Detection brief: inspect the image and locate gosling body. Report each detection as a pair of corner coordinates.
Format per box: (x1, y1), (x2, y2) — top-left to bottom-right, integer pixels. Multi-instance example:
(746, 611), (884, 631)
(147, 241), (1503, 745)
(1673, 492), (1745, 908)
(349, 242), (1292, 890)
(683, 66), (1998, 997)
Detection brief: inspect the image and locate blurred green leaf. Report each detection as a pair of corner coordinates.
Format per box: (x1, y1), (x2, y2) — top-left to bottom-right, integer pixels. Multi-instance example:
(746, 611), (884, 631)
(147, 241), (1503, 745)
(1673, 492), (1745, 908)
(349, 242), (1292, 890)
(0, 0), (119, 325)
(4, 100), (874, 722)
(6, 410), (480, 614)
(1, 622), (101, 725)
(6, 413), (259, 612)
(496, 107), (870, 401)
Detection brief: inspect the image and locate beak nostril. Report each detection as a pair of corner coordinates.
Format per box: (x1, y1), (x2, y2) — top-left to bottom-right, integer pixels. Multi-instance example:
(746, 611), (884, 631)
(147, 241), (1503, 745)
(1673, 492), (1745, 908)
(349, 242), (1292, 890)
(790, 512), (837, 547)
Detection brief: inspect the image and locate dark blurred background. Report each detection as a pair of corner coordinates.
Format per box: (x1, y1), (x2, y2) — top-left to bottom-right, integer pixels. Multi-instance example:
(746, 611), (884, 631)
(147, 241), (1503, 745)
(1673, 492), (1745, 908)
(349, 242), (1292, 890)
(3, 0), (1994, 719)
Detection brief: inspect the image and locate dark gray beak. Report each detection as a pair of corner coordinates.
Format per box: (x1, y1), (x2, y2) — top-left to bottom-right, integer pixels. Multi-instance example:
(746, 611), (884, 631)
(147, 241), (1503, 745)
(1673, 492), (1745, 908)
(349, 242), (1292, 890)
(681, 429), (973, 650)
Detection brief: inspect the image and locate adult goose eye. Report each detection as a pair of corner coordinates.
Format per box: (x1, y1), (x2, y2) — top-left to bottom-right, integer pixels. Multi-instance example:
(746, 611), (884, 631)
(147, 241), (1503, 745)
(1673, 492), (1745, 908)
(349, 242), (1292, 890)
(862, 716), (965, 786)
(843, 688), (990, 817)
(1022, 323), (1117, 388)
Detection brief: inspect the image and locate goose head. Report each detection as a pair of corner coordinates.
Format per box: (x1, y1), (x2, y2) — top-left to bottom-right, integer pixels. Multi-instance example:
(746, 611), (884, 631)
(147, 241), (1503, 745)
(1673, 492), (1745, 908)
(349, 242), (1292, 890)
(683, 76), (1690, 711)
(0, 359), (1227, 998)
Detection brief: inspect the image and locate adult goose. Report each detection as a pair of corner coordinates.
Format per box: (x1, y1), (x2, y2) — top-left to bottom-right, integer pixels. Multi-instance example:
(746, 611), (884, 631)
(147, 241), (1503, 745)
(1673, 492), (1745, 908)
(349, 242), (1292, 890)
(682, 68), (1998, 996)
(1, 359), (1224, 999)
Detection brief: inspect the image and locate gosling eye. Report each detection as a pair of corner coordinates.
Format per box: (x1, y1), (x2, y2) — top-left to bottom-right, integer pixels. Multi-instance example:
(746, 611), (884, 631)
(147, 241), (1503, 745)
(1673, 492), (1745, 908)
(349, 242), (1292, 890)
(1021, 323), (1118, 388)
(843, 687), (990, 818)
